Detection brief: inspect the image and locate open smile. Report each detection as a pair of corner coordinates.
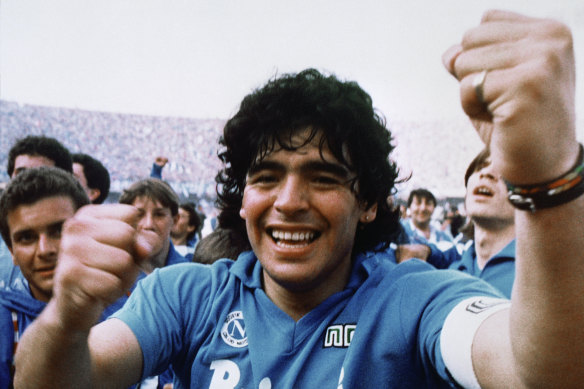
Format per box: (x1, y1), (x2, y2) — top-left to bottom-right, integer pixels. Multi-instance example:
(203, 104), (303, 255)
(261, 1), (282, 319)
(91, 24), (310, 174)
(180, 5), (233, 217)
(473, 185), (494, 197)
(269, 228), (320, 248)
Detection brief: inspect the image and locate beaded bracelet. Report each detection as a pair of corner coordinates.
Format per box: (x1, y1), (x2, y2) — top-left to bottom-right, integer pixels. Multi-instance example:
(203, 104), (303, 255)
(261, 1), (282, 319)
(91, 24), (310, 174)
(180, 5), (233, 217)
(505, 143), (584, 212)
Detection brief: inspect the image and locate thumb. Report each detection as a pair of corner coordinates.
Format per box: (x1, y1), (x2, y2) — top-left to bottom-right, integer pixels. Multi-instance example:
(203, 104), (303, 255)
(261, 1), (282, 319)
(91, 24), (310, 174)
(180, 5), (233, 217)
(134, 230), (158, 264)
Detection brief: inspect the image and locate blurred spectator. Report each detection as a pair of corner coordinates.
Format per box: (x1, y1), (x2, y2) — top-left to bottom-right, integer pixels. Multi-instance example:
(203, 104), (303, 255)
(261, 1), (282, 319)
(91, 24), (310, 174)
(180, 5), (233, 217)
(192, 227), (251, 264)
(171, 202), (203, 260)
(7, 135), (72, 178)
(401, 188), (454, 251)
(72, 153), (111, 204)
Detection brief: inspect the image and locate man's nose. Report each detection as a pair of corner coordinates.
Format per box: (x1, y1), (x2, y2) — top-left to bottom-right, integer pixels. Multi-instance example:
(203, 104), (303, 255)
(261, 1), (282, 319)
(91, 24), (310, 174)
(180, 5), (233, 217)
(138, 213), (155, 229)
(37, 234), (59, 257)
(273, 176), (309, 214)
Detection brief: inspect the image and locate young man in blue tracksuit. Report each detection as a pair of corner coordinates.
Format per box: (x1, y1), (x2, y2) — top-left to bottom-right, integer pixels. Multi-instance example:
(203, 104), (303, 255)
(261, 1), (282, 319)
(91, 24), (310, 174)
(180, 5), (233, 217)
(0, 167), (125, 388)
(118, 177), (189, 388)
(447, 148), (516, 298)
(14, 12), (584, 388)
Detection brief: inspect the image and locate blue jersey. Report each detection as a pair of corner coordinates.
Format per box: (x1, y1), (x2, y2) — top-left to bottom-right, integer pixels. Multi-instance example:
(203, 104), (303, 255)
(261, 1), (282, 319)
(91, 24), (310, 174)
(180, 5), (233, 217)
(113, 250), (504, 388)
(449, 240), (516, 298)
(401, 219), (454, 252)
(0, 262), (126, 389)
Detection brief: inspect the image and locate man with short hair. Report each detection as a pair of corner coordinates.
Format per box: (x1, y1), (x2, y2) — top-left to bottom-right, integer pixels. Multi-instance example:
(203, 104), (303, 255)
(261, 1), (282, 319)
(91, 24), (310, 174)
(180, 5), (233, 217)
(72, 153), (111, 204)
(0, 167), (123, 387)
(119, 178), (187, 275)
(14, 12), (584, 388)
(402, 188), (454, 251)
(6, 135), (72, 178)
(170, 202), (202, 259)
(118, 177), (188, 388)
(448, 148), (516, 297)
(1, 135), (74, 265)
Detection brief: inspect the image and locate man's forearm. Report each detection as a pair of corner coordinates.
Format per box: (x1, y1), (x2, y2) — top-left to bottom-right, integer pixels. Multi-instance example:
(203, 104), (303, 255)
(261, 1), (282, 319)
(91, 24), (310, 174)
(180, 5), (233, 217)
(510, 195), (584, 386)
(14, 303), (93, 388)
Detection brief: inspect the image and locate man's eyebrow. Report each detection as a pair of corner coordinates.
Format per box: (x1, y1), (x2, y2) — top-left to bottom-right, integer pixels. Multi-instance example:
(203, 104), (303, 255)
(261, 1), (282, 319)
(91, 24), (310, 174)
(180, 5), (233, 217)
(247, 160), (284, 176)
(247, 159), (351, 178)
(302, 160), (351, 178)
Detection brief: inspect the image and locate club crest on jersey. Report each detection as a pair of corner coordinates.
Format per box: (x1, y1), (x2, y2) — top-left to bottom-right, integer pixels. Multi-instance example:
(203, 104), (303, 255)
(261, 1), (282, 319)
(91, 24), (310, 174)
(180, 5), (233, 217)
(221, 311), (248, 348)
(324, 324), (356, 348)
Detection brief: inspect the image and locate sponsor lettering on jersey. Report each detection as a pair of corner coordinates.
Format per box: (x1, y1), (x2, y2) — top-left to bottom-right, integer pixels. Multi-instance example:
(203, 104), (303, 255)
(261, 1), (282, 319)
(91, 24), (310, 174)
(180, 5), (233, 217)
(323, 324), (356, 348)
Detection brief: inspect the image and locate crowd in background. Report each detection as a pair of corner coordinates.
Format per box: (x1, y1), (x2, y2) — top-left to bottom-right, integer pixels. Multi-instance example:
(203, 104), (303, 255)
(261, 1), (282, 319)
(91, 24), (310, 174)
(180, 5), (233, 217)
(1, 99), (483, 205)
(0, 100), (224, 208)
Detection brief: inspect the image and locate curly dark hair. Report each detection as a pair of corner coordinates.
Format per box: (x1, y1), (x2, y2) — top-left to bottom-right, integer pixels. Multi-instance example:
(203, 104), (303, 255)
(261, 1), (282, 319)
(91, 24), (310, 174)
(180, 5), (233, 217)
(215, 69), (401, 254)
(7, 135), (73, 177)
(0, 167), (89, 249)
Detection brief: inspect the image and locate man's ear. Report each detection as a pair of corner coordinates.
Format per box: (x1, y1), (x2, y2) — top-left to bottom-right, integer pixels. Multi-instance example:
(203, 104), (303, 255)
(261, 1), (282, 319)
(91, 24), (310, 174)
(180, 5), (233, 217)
(88, 188), (101, 203)
(360, 203), (378, 224)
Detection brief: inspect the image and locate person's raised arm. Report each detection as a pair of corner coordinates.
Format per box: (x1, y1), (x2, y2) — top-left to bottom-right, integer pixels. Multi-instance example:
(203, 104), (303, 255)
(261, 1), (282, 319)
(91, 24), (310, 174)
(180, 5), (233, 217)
(14, 204), (153, 388)
(444, 10), (584, 387)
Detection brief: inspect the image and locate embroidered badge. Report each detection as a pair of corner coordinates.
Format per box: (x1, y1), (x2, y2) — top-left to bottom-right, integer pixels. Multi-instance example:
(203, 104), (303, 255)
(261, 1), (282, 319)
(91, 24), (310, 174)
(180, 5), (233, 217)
(221, 311), (248, 348)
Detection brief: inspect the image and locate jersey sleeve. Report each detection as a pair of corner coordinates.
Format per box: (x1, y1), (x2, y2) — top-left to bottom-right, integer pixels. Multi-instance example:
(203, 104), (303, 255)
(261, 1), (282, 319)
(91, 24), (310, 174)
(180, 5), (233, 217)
(111, 263), (213, 379)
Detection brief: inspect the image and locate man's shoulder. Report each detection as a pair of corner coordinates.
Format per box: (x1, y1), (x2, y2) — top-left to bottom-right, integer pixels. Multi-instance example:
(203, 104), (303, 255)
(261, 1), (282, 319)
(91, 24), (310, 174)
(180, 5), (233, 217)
(0, 262), (27, 293)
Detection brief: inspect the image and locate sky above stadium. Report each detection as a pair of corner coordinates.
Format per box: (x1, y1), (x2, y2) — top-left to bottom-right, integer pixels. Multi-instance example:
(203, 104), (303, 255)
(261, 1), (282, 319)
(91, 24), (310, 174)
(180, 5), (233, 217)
(1, 0), (583, 138)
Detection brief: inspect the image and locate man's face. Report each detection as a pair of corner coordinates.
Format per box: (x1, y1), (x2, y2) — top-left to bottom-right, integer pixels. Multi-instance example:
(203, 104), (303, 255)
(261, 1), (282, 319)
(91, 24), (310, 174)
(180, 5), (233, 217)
(239, 130), (376, 295)
(73, 162), (99, 203)
(465, 158), (515, 224)
(133, 196), (176, 257)
(171, 207), (194, 239)
(7, 196), (76, 302)
(408, 196), (435, 228)
(12, 154), (55, 178)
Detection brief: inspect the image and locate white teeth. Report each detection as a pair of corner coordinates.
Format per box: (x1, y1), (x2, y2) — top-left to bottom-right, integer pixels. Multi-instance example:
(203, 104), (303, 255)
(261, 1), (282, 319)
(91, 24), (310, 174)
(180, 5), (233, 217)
(271, 230), (315, 242)
(476, 187), (493, 195)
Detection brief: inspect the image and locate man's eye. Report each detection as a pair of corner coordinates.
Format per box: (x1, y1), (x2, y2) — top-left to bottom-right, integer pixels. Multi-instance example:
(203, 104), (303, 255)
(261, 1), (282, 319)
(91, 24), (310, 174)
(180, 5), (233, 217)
(314, 176), (340, 184)
(49, 224), (64, 239)
(14, 233), (35, 244)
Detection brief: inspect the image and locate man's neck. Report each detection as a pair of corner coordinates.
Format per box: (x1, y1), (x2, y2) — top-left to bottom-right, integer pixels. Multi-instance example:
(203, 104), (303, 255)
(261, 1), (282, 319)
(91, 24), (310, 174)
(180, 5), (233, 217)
(412, 219), (432, 237)
(473, 219), (515, 270)
(171, 234), (188, 246)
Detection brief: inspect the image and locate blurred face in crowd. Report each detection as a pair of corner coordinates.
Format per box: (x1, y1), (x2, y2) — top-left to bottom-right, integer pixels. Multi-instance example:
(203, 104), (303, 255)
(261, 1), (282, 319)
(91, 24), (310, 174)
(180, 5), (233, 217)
(132, 196), (177, 257)
(239, 129), (376, 297)
(408, 196), (435, 228)
(465, 157), (515, 225)
(171, 207), (195, 241)
(7, 196), (76, 302)
(73, 162), (100, 203)
(12, 154), (55, 178)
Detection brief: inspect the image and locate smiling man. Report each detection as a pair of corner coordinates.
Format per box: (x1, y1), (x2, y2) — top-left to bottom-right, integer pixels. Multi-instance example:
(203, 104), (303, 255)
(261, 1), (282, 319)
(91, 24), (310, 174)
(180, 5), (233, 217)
(402, 188), (455, 251)
(0, 167), (89, 387)
(13, 11), (584, 388)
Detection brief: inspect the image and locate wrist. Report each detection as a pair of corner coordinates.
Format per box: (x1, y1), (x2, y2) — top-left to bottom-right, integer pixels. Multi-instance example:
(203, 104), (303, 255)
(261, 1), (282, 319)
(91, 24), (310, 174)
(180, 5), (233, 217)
(505, 143), (584, 212)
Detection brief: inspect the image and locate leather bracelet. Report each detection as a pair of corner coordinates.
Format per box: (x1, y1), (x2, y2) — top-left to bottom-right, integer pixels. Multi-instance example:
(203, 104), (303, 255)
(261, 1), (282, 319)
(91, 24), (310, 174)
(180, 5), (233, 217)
(505, 143), (584, 212)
